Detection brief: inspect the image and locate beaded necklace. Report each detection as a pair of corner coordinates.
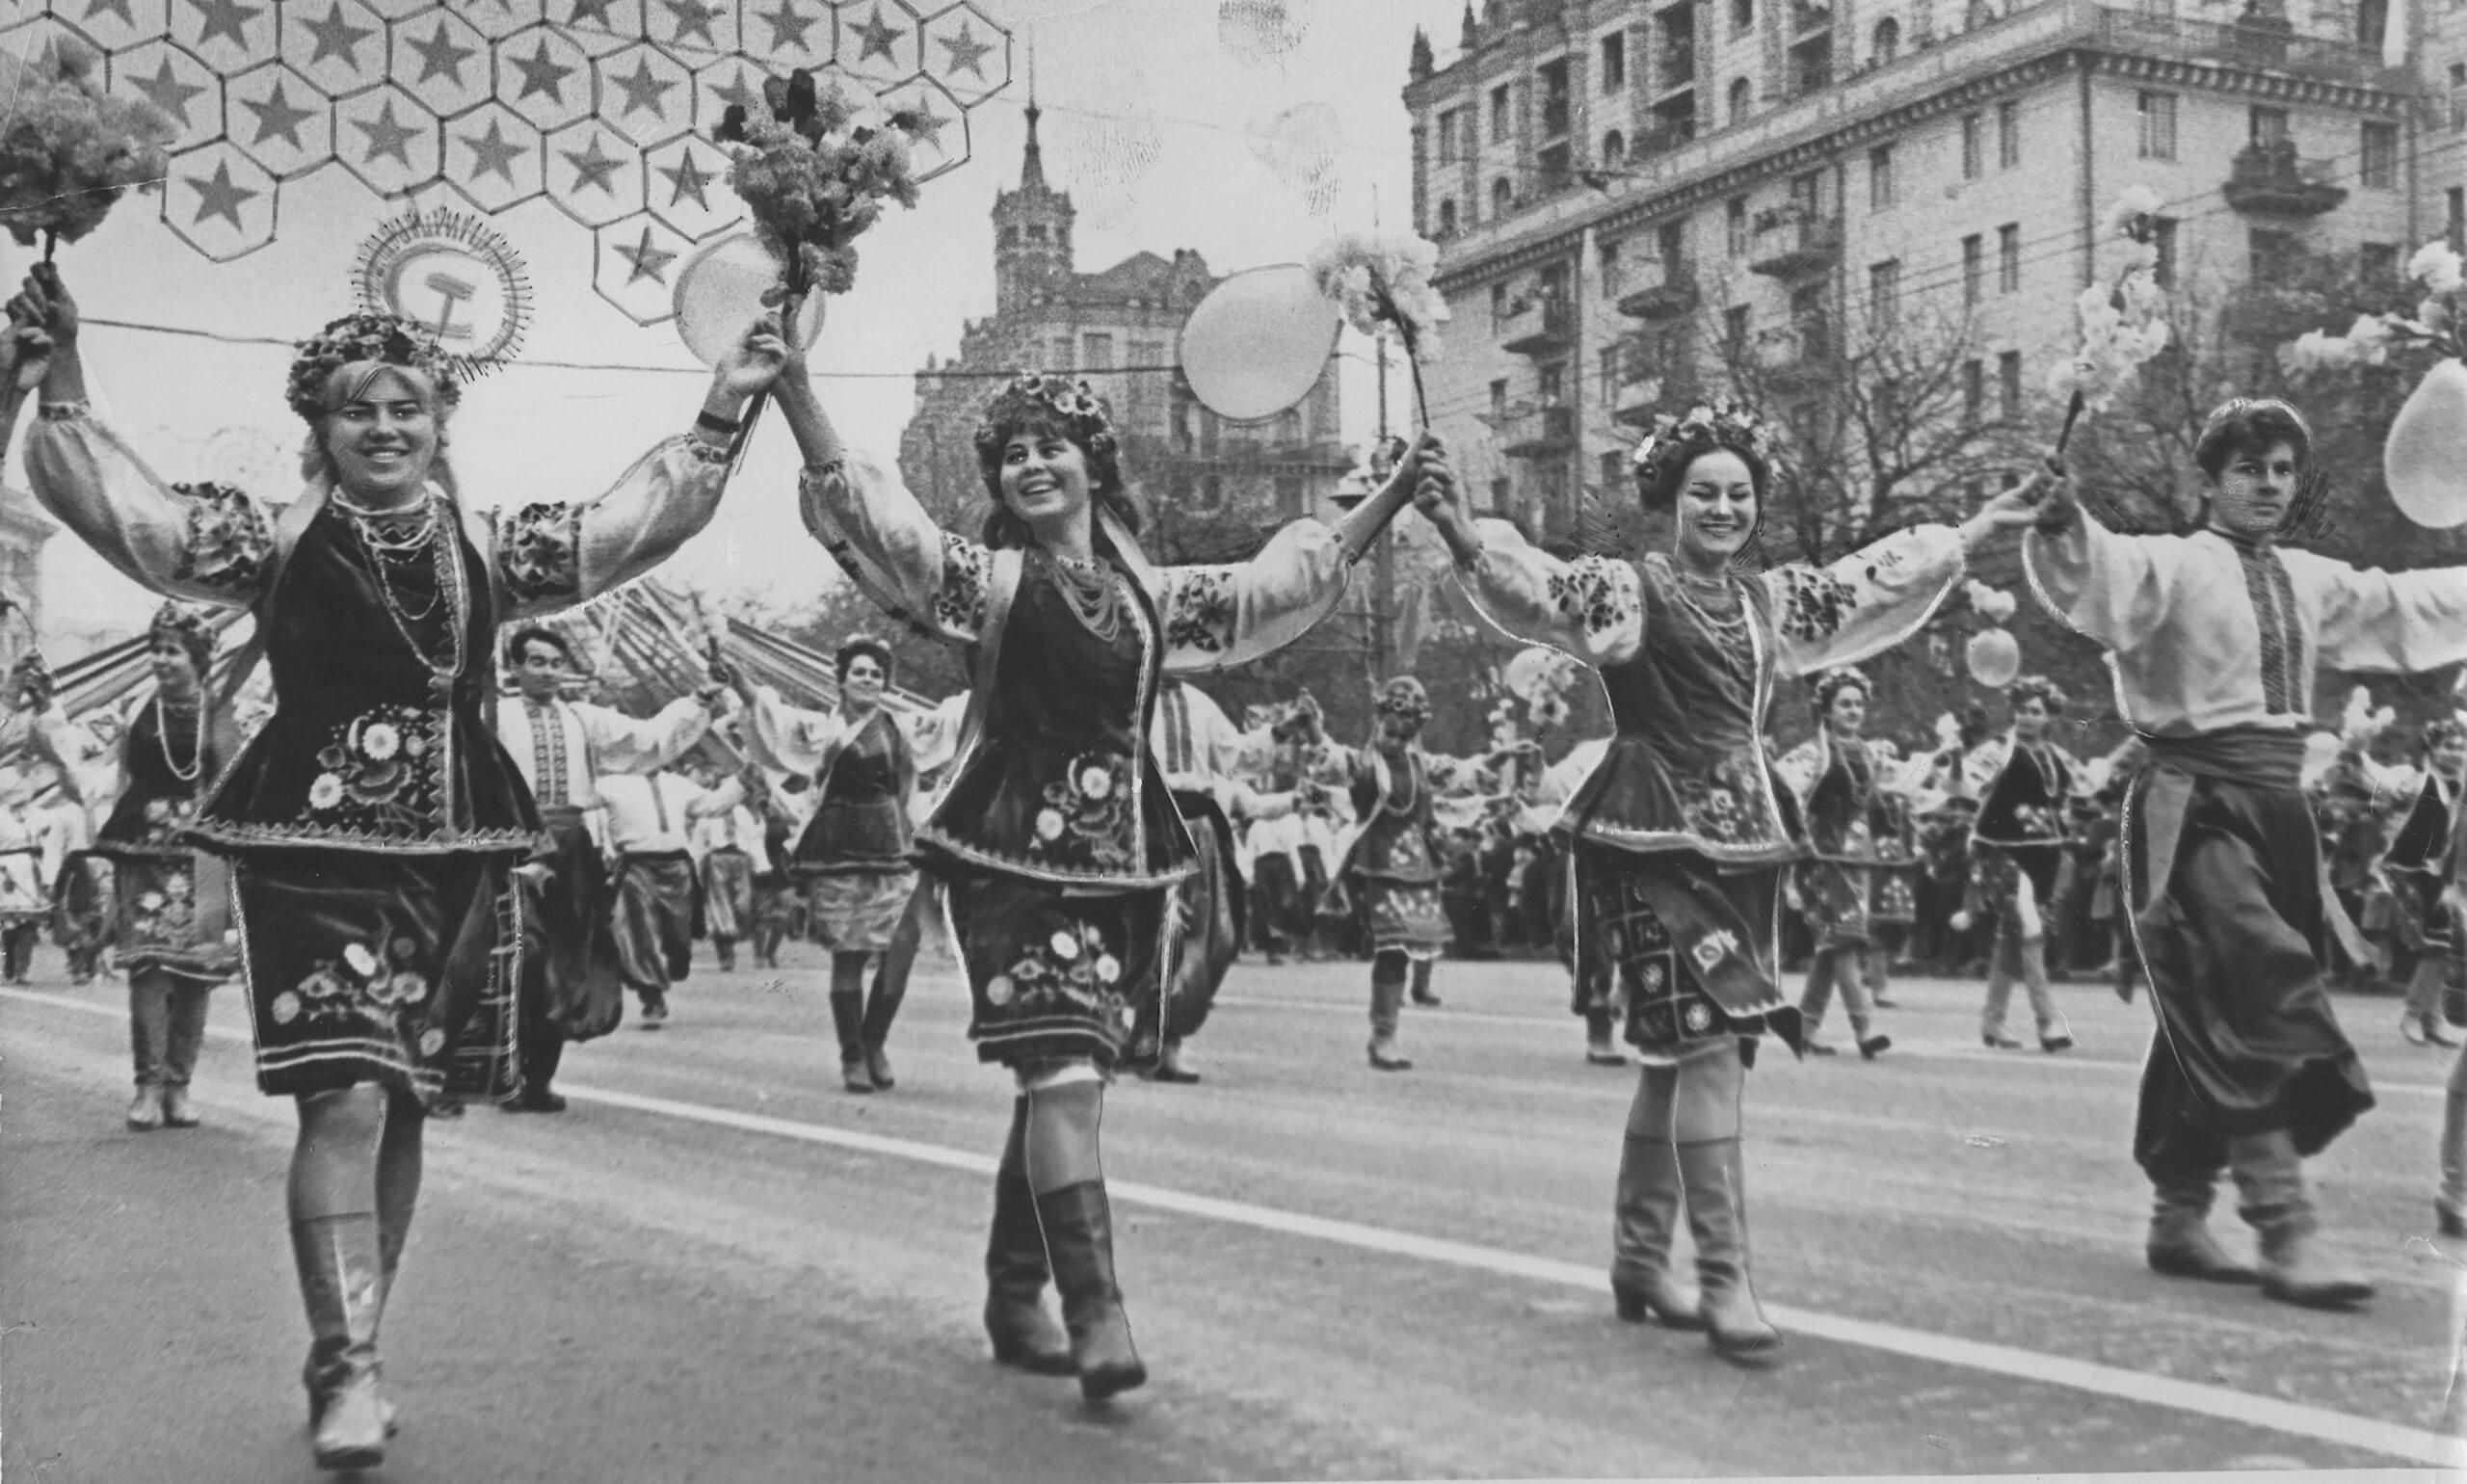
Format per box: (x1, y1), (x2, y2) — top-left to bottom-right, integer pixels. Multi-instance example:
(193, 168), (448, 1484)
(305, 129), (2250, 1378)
(152, 694), (202, 784)
(1666, 563), (1753, 676)
(1048, 549), (1126, 643)
(340, 490), (468, 700)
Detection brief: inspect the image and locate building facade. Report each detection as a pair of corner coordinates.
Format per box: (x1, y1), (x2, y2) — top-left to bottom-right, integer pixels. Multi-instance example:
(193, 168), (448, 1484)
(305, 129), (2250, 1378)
(1403, 0), (2449, 547)
(900, 103), (1353, 562)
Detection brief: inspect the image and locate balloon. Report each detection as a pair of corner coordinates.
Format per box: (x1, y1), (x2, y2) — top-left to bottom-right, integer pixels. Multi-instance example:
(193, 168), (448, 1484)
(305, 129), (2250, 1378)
(1178, 263), (1343, 423)
(672, 234), (828, 368)
(2386, 358), (2467, 529)
(1966, 628), (2022, 689)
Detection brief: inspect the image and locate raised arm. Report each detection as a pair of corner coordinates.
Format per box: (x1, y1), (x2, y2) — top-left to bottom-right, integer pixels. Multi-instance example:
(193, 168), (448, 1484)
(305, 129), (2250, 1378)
(1761, 526), (1965, 678)
(1156, 518), (1352, 674)
(739, 683), (844, 777)
(577, 694), (717, 777)
(2020, 475), (2175, 654)
(2308, 557), (2467, 676)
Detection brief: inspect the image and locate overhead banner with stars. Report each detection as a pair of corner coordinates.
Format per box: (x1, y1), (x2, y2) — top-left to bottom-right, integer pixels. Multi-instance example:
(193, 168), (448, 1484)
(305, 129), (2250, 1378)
(0, 0), (1009, 323)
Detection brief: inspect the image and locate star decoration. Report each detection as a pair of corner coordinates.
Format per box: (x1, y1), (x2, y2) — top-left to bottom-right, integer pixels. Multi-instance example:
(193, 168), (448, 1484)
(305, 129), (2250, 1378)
(938, 19), (993, 79)
(662, 0), (723, 44)
(355, 99), (422, 166)
(508, 40), (575, 102)
(895, 93), (948, 147)
(407, 21), (476, 86)
(614, 225), (677, 284)
(82, 0), (136, 28)
(608, 58), (676, 117)
(187, 161), (258, 230)
(708, 67), (764, 119)
(462, 118), (528, 182)
(657, 148), (712, 209)
(300, 2), (374, 67)
(562, 133), (625, 194)
(568, 0), (621, 28)
(756, 0), (816, 52)
(130, 58), (208, 125)
(851, 5), (902, 64)
(241, 78), (318, 148)
(188, 0), (262, 48)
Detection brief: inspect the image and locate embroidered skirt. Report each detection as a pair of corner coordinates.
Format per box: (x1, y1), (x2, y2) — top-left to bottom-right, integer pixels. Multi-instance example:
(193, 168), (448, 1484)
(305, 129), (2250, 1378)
(1572, 842), (1801, 1061)
(1793, 860), (1874, 951)
(233, 850), (519, 1107)
(806, 868), (917, 954)
(613, 853), (698, 994)
(945, 870), (1167, 1070)
(106, 848), (239, 986)
(701, 847), (755, 941)
(1355, 878), (1450, 959)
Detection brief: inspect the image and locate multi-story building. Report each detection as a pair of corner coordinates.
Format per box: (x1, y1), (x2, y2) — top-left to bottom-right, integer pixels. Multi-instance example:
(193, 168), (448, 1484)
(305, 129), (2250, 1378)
(900, 102), (1352, 559)
(1403, 0), (2443, 547)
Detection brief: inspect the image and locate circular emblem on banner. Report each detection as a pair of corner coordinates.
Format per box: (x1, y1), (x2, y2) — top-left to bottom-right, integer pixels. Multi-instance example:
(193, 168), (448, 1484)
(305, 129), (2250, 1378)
(353, 207), (533, 377)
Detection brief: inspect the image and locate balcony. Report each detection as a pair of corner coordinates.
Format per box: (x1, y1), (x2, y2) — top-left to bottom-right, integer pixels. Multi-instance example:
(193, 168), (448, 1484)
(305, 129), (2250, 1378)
(2222, 139), (2348, 217)
(1755, 325), (1833, 390)
(1540, 94), (1572, 137)
(1501, 404), (1578, 457)
(1498, 297), (1574, 356)
(1617, 256), (1699, 319)
(1749, 210), (1842, 278)
(2084, 6), (2412, 91)
(1656, 45), (1697, 93)
(1791, 0), (1833, 33)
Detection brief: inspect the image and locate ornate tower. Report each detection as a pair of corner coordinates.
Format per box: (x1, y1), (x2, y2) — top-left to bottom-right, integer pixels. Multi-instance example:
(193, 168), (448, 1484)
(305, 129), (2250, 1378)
(991, 97), (1075, 314)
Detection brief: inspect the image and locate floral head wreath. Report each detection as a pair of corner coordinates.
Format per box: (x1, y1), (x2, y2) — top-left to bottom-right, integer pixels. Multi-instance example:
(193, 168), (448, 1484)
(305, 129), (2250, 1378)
(147, 598), (217, 676)
(2423, 717), (2467, 755)
(2007, 674), (2067, 714)
(1375, 676), (1432, 727)
(285, 311), (464, 424)
(1631, 397), (1769, 504)
(972, 373), (1119, 471)
(1811, 666), (1870, 717)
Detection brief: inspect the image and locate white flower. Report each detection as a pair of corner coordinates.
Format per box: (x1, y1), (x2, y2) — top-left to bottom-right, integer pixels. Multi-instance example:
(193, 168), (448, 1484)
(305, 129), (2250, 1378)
(2280, 329), (2359, 377)
(986, 973), (1015, 1006)
(138, 890), (164, 912)
(271, 991), (301, 1024)
(1078, 766), (1112, 800)
(1094, 953), (1121, 984)
(342, 942), (379, 977)
(308, 774), (345, 810)
(1035, 808), (1066, 841)
(1307, 231), (1451, 360)
(2100, 186), (2164, 241)
(360, 722), (400, 760)
(2344, 313), (2396, 366)
(1049, 929), (1080, 960)
(2409, 241), (2464, 296)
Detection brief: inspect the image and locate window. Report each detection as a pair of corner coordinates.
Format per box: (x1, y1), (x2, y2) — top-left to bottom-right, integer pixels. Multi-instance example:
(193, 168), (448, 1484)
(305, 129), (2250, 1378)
(1657, 219), (1686, 266)
(999, 225), (1018, 247)
(1601, 32), (1627, 91)
(1491, 85), (1512, 142)
(1539, 59), (1571, 137)
(1538, 361), (1566, 405)
(1724, 304), (1751, 352)
(1960, 113), (1982, 178)
(1437, 199), (1458, 236)
(1869, 144), (1896, 210)
(1998, 222), (2020, 293)
(1437, 108), (1462, 163)
(1872, 16), (1899, 63)
(1081, 332), (1114, 369)
(1962, 358), (1984, 425)
(1489, 378), (1509, 420)
(2451, 186), (2465, 247)
(1603, 129), (1626, 166)
(1732, 0), (1754, 35)
(2452, 63), (2464, 130)
(2152, 216), (2177, 285)
(1492, 175), (1514, 216)
(1488, 476), (1510, 513)
(1600, 344), (1623, 403)
(1490, 282), (1510, 328)
(1728, 76), (1753, 124)
(1870, 258), (1901, 326)
(1997, 100), (2020, 167)
(2249, 105), (2288, 144)
(1791, 169), (1822, 214)
(2361, 121), (2398, 187)
(1025, 224), (1048, 244)
(2361, 241), (2400, 279)
(1962, 233), (1983, 306)
(1727, 196), (1749, 255)
(2250, 227), (2295, 285)
(2136, 91), (2177, 160)
(1051, 336), (1073, 367)
(1998, 350), (2022, 419)
(1599, 237), (1624, 291)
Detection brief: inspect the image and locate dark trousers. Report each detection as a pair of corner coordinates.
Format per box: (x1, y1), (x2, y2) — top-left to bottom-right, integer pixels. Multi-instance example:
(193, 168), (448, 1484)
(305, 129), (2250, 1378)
(129, 970), (211, 1088)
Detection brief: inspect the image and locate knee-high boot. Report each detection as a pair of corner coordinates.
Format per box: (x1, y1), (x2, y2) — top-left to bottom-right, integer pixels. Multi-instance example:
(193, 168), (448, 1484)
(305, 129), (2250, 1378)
(984, 1100), (1073, 1375)
(1610, 1134), (1705, 1329)
(1678, 1136), (1782, 1359)
(1033, 1179), (1146, 1400)
(827, 981), (872, 1095)
(291, 1213), (387, 1471)
(2145, 1177), (2256, 1284)
(2230, 1129), (2374, 1309)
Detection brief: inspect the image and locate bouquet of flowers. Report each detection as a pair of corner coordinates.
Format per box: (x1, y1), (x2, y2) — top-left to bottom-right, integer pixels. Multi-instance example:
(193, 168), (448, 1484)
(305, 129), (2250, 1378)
(1961, 578), (2017, 623)
(0, 37), (175, 256)
(713, 68), (923, 302)
(2046, 186), (2172, 446)
(2281, 240), (2464, 374)
(1307, 231), (1448, 425)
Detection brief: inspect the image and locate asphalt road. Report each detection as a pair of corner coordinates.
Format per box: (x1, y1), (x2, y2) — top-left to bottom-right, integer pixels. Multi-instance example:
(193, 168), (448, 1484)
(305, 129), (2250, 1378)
(5, 940), (2462, 1481)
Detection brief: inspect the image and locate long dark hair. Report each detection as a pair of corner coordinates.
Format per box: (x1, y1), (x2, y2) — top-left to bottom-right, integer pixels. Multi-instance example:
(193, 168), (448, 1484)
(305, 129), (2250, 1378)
(971, 374), (1144, 551)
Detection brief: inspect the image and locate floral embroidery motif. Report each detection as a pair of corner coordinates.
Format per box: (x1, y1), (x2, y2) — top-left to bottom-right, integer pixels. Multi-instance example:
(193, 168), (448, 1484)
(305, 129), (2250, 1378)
(1546, 556), (1637, 639)
(268, 932), (433, 1030)
(1028, 751), (1137, 871)
(306, 706), (441, 835)
(1162, 569), (1238, 656)
(125, 869), (198, 945)
(1672, 751), (1772, 844)
(172, 482), (273, 596)
(495, 502), (581, 607)
(936, 533), (992, 637)
(983, 918), (1131, 1027)
(137, 795), (200, 848)
(1771, 566), (1861, 643)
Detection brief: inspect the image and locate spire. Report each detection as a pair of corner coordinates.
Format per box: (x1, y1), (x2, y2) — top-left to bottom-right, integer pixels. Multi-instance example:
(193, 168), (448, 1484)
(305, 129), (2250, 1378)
(1021, 39), (1047, 191)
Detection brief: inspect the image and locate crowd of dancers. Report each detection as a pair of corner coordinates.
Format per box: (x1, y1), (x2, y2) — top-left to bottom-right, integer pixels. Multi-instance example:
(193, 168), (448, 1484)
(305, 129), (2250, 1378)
(1, 255), (2459, 1471)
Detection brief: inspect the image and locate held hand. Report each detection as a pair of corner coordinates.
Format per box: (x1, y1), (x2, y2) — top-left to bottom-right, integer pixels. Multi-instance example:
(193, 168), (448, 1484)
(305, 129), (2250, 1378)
(1407, 437), (1479, 561)
(14, 263), (78, 349)
(711, 312), (789, 404)
(0, 319), (49, 397)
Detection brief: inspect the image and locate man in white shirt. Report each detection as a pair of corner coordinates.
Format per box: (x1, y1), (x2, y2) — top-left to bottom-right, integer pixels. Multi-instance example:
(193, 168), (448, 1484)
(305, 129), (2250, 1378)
(497, 626), (720, 1105)
(599, 766), (742, 1027)
(686, 760), (769, 972)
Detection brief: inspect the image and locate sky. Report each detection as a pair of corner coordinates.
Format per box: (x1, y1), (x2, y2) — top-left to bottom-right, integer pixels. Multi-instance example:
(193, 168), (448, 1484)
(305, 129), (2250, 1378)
(6, 0), (1466, 653)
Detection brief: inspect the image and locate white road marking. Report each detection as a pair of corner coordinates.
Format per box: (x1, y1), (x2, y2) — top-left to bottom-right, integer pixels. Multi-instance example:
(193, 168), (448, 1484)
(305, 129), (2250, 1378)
(6, 985), (2456, 1468)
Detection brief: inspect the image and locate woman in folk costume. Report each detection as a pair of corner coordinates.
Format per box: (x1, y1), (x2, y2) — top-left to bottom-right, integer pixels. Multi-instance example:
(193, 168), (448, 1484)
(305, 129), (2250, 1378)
(0, 762), (48, 980)
(13, 260), (783, 1469)
(2025, 396), (2467, 1308)
(1962, 675), (2080, 1054)
(777, 357), (1432, 1400)
(1421, 398), (2041, 1358)
(734, 633), (921, 1094)
(2376, 717), (2465, 1048)
(1774, 666), (1912, 1060)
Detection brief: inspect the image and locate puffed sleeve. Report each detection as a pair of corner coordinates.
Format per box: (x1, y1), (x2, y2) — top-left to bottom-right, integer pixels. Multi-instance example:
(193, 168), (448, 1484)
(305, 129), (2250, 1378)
(899, 692), (968, 776)
(2022, 507), (2178, 655)
(491, 427), (733, 620)
(2298, 552), (2467, 676)
(742, 684), (844, 777)
(22, 407), (276, 608)
(1156, 518), (1350, 674)
(576, 695), (712, 777)
(797, 451), (993, 648)
(1761, 524), (1965, 677)
(1455, 518), (1644, 669)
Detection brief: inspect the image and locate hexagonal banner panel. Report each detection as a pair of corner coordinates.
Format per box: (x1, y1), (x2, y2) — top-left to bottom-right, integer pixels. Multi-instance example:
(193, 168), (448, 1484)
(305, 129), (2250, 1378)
(830, 0), (915, 83)
(0, 13), (102, 78)
(739, 0), (823, 67)
(590, 40), (692, 147)
(690, 54), (766, 134)
(278, 0), (386, 96)
(647, 0), (733, 63)
(593, 211), (689, 325)
(388, 9), (489, 119)
(166, 0), (275, 73)
(162, 140), (279, 261)
(546, 0), (642, 55)
(876, 72), (966, 183)
(59, 0), (172, 52)
(917, 0), (1001, 106)
(492, 24), (591, 132)
(544, 116), (645, 227)
(455, 0), (544, 40)
(225, 60), (333, 180)
(441, 101), (544, 212)
(105, 39), (225, 152)
(333, 82), (442, 195)
(641, 132), (737, 241)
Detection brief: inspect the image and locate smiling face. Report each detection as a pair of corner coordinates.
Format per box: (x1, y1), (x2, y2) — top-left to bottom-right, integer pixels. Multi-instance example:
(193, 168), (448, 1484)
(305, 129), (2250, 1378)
(839, 651), (887, 712)
(2433, 732), (2467, 781)
(1673, 449), (1759, 565)
(997, 426), (1095, 544)
(1825, 684), (1868, 738)
(2011, 696), (2051, 742)
(148, 637), (200, 698)
(2207, 439), (2301, 542)
(514, 636), (569, 702)
(321, 366), (439, 506)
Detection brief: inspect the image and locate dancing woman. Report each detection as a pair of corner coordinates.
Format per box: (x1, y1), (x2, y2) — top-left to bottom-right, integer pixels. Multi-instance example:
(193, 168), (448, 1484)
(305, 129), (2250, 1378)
(1965, 676), (2080, 1054)
(14, 263), (783, 1469)
(776, 358), (1427, 1399)
(1419, 400), (2038, 1357)
(1775, 667), (1906, 1060)
(2378, 718), (2464, 1048)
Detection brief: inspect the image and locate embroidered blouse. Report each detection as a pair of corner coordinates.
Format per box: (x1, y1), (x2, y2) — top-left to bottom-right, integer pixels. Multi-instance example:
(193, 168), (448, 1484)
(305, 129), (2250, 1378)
(1775, 732), (1923, 865)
